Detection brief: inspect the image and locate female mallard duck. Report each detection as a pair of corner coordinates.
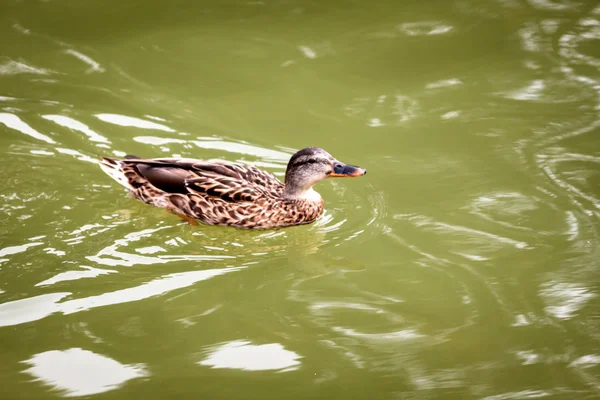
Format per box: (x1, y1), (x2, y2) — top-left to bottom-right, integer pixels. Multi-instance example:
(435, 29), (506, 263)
(99, 147), (366, 229)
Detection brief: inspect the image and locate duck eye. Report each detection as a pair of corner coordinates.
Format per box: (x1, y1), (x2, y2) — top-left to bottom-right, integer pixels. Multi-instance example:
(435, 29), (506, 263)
(308, 159), (317, 164)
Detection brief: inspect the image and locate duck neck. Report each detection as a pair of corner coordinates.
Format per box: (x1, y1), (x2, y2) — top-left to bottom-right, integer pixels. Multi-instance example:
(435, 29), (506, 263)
(283, 185), (322, 202)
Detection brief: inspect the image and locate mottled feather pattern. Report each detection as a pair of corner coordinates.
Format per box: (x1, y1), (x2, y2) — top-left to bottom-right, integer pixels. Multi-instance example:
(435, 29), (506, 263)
(100, 156), (324, 228)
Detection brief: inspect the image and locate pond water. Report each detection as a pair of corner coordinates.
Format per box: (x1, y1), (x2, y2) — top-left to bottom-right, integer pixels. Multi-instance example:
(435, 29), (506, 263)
(1, 1), (600, 398)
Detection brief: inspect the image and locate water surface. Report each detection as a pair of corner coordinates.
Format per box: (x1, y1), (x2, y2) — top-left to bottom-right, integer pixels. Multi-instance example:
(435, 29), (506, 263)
(1, 0), (600, 398)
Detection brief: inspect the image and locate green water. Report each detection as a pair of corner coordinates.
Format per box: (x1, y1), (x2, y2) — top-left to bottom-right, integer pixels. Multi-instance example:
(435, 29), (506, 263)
(1, 0), (600, 398)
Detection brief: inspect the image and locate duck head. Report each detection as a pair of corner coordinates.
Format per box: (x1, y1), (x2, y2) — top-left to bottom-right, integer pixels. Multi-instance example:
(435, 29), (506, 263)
(283, 147), (366, 199)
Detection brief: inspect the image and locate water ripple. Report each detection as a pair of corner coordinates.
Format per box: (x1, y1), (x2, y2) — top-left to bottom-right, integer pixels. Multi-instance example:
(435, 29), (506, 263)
(0, 267), (244, 327)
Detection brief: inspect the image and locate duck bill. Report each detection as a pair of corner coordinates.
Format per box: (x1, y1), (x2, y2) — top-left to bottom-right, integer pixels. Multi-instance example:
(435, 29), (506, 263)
(330, 162), (367, 178)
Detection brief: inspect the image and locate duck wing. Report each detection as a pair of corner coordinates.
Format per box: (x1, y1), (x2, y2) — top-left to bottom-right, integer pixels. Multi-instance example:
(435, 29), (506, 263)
(183, 161), (283, 203)
(115, 157), (284, 203)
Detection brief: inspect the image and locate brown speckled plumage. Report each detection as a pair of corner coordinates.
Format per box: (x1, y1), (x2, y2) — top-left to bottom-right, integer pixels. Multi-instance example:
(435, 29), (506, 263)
(99, 148), (365, 229)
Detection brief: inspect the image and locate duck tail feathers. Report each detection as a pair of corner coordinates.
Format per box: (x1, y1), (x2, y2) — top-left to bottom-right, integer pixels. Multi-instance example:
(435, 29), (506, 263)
(99, 157), (134, 190)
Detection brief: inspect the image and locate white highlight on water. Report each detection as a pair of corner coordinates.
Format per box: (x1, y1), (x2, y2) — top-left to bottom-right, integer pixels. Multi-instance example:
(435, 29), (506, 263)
(199, 340), (301, 371)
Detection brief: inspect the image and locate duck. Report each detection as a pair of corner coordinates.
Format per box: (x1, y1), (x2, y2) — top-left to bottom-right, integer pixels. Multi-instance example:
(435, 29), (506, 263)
(99, 147), (366, 229)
